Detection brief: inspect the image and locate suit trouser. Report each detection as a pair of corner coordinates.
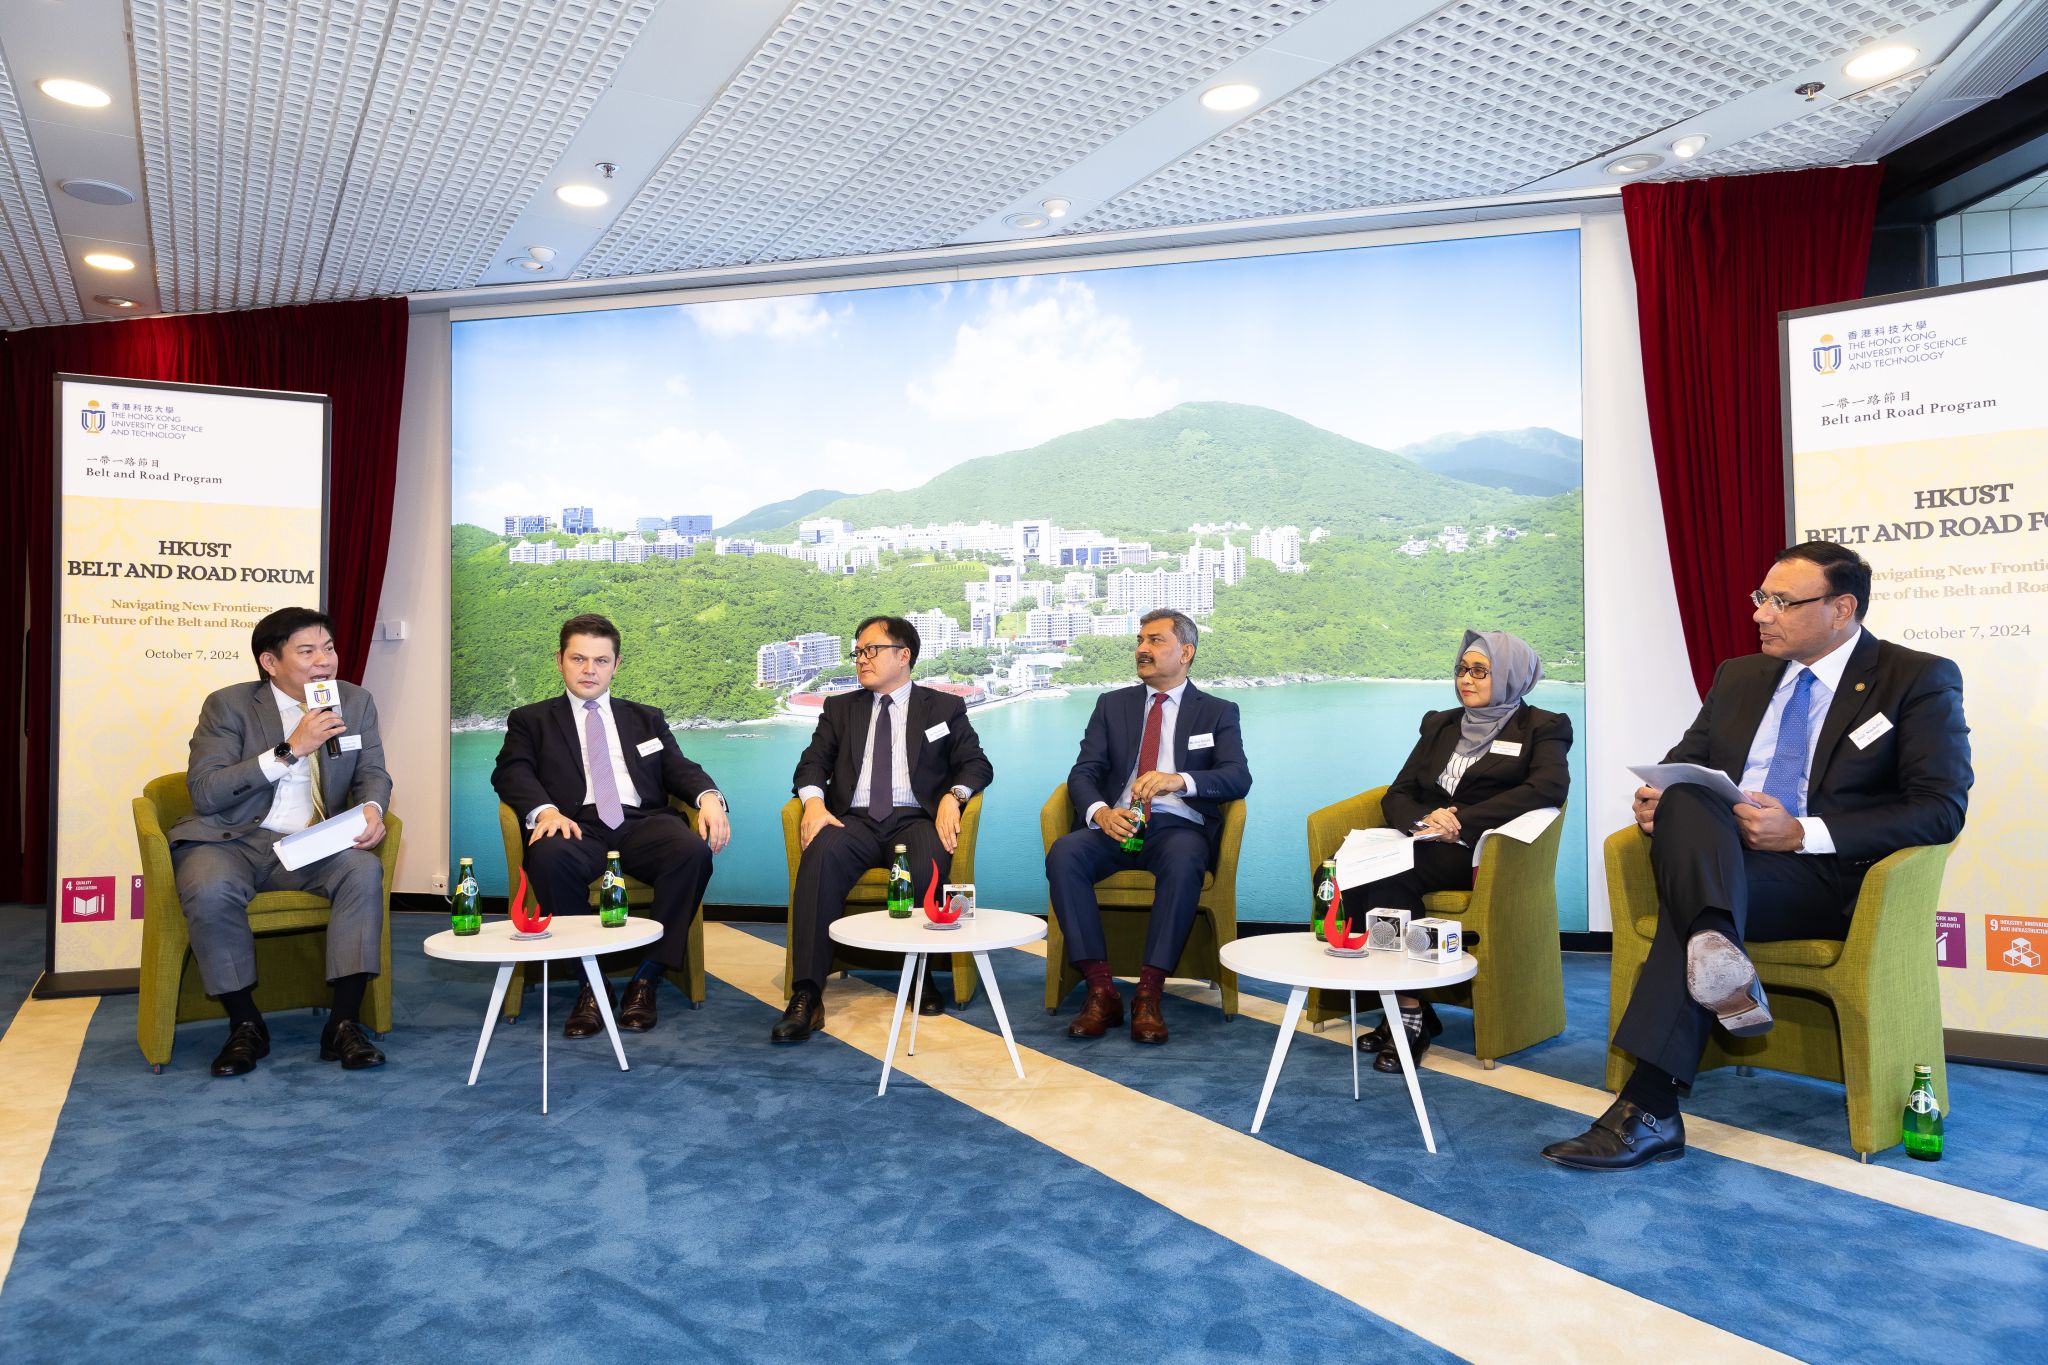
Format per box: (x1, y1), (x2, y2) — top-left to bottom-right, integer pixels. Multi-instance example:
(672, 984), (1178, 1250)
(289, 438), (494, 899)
(1337, 839), (1475, 920)
(522, 804), (714, 972)
(171, 831), (384, 996)
(790, 808), (950, 988)
(1612, 783), (1861, 1084)
(1046, 812), (1209, 971)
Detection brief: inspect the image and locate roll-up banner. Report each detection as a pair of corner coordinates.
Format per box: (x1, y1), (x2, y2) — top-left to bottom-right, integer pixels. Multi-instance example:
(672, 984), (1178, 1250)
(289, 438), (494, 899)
(47, 375), (328, 991)
(1781, 269), (2048, 1063)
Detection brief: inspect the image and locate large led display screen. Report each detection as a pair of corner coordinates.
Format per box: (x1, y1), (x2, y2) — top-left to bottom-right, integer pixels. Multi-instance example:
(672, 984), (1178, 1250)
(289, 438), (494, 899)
(452, 228), (1587, 925)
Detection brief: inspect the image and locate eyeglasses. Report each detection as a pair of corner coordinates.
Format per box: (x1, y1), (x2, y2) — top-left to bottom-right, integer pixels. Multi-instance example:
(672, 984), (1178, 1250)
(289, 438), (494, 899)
(1749, 590), (1830, 613)
(852, 644), (908, 661)
(1454, 662), (1491, 680)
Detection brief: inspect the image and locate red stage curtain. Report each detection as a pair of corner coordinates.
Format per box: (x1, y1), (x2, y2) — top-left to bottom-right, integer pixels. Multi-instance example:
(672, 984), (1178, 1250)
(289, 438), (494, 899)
(1622, 165), (1883, 695)
(0, 297), (407, 904)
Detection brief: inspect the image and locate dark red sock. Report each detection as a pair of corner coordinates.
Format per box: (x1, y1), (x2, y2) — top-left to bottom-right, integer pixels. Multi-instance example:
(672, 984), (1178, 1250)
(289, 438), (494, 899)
(1137, 965), (1166, 997)
(1079, 959), (1113, 992)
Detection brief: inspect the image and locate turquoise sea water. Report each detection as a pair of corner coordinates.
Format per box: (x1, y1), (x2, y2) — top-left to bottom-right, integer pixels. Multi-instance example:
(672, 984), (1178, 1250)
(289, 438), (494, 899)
(449, 680), (1589, 929)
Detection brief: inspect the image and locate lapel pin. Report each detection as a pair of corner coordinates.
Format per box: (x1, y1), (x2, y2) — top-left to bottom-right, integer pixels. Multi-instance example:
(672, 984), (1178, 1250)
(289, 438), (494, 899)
(1855, 682), (1865, 692)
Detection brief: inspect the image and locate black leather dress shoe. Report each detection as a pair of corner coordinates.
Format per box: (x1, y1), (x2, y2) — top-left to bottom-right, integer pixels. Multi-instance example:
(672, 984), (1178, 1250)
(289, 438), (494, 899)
(1373, 1004), (1446, 1073)
(620, 977), (659, 1032)
(918, 961), (946, 1016)
(319, 1019), (386, 1070)
(1540, 1100), (1685, 1170)
(211, 1021), (270, 1077)
(564, 983), (608, 1039)
(772, 985), (824, 1043)
(1359, 1001), (1441, 1057)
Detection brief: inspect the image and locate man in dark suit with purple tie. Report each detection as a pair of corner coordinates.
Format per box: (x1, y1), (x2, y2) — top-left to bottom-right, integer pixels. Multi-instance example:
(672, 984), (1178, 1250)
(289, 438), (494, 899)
(1045, 608), (1253, 1046)
(492, 614), (730, 1039)
(1543, 542), (1971, 1170)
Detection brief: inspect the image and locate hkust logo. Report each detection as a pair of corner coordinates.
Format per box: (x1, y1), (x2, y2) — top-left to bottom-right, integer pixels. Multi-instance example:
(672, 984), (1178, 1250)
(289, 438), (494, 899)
(1811, 334), (1843, 375)
(80, 399), (106, 433)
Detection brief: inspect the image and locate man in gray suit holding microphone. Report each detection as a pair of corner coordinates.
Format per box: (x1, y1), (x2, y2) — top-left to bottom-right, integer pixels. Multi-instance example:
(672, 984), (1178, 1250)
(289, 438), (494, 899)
(169, 606), (392, 1077)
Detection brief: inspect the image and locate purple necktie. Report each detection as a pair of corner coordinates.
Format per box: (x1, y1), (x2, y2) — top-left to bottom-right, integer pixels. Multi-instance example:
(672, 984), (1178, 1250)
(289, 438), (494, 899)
(868, 695), (893, 821)
(584, 699), (624, 828)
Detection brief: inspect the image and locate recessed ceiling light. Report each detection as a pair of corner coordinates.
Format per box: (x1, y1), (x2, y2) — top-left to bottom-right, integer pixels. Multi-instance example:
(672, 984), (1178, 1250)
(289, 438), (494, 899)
(1003, 212), (1048, 231)
(1200, 82), (1260, 112)
(1605, 154), (1663, 175)
(1042, 198), (1071, 219)
(555, 184), (609, 208)
(510, 258), (547, 271)
(81, 251), (135, 271)
(38, 78), (110, 109)
(59, 177), (136, 206)
(1843, 44), (1918, 81)
(1669, 135), (1708, 160)
(93, 295), (138, 309)
(526, 245), (557, 263)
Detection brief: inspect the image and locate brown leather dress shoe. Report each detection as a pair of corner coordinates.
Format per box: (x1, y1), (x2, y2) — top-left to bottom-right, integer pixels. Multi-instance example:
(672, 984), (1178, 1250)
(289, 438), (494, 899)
(564, 982), (608, 1038)
(1068, 985), (1124, 1038)
(1131, 992), (1169, 1045)
(620, 977), (658, 1032)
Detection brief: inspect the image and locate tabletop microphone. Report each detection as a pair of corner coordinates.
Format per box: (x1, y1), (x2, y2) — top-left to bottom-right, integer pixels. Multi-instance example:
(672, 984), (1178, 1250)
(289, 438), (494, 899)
(306, 678), (343, 758)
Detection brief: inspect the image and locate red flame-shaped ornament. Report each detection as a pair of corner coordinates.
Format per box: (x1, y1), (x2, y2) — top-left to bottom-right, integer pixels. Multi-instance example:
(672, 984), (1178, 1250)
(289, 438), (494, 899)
(922, 860), (962, 924)
(507, 870), (553, 935)
(1327, 913), (1367, 952)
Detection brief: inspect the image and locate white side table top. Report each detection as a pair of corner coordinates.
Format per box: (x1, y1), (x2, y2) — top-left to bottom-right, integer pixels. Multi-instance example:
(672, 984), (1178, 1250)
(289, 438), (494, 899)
(830, 908), (1047, 954)
(422, 916), (663, 963)
(1220, 932), (1478, 993)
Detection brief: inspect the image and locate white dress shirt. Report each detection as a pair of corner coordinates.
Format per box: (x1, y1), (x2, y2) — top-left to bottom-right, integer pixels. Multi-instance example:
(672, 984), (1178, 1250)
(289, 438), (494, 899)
(798, 680), (920, 812)
(1086, 680), (1201, 831)
(255, 683), (380, 833)
(1738, 628), (1861, 855)
(528, 690), (647, 827)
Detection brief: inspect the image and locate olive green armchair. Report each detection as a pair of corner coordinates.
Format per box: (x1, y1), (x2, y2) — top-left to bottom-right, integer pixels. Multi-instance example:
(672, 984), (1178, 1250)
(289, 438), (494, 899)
(134, 772), (400, 1070)
(1604, 826), (1956, 1157)
(777, 794), (984, 1006)
(495, 798), (707, 1021)
(1039, 782), (1246, 1019)
(1305, 786), (1567, 1065)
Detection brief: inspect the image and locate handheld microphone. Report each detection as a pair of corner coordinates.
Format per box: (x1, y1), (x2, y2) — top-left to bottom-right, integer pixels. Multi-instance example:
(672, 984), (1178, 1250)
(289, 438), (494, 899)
(306, 678), (343, 758)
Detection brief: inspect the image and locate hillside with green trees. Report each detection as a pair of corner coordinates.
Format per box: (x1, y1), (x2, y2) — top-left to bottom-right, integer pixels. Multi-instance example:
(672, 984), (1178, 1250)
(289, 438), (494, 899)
(717, 488), (848, 536)
(453, 403), (1583, 723)
(772, 402), (1537, 538)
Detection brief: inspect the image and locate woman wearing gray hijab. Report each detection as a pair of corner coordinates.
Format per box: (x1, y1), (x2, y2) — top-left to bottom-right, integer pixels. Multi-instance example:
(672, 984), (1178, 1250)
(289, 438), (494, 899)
(1341, 629), (1572, 1073)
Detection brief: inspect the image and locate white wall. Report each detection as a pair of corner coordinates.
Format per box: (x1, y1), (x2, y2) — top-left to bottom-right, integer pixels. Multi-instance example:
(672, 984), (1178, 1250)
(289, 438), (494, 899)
(361, 310), (451, 893)
(371, 214), (1703, 918)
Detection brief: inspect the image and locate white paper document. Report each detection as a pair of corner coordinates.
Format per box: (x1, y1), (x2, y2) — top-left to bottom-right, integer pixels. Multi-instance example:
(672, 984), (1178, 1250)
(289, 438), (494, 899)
(1333, 827), (1417, 890)
(1627, 762), (1751, 806)
(275, 806), (369, 870)
(1469, 806), (1562, 868)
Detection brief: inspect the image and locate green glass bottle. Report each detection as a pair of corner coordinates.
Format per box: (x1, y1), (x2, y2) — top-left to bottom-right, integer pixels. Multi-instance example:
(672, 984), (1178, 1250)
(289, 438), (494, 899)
(450, 857), (482, 936)
(1313, 860), (1338, 941)
(886, 845), (913, 918)
(1902, 1063), (1944, 1161)
(598, 851), (629, 928)
(1119, 801), (1149, 854)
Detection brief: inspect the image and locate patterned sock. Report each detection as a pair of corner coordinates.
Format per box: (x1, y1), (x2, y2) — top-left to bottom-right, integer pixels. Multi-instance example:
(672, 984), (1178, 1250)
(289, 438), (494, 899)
(1079, 959), (1114, 992)
(1136, 965), (1166, 998)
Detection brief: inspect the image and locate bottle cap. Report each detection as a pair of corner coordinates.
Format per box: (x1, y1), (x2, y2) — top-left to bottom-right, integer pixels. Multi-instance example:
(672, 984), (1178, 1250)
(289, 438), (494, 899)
(458, 857), (473, 865)
(1914, 1063), (1933, 1073)
(607, 850), (621, 858)
(895, 843), (907, 851)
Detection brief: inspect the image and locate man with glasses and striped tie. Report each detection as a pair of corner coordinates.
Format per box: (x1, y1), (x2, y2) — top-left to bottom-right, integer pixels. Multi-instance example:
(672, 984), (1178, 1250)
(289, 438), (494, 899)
(1543, 541), (1972, 1170)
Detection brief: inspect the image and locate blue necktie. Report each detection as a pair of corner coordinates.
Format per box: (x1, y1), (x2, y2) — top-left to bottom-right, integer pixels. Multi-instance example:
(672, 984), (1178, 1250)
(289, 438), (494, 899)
(1762, 668), (1817, 816)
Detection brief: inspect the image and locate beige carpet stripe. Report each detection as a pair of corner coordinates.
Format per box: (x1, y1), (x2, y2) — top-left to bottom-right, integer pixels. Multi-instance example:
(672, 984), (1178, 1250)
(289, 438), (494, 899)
(705, 924), (1787, 1364)
(0, 996), (97, 1294)
(1162, 969), (2048, 1254)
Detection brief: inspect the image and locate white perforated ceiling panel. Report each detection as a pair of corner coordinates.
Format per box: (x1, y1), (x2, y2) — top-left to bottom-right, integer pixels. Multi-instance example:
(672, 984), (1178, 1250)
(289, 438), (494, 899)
(0, 52), (84, 328)
(128, 0), (654, 312)
(1655, 72), (1933, 179)
(578, 0), (1331, 277)
(1079, 0), (1970, 234)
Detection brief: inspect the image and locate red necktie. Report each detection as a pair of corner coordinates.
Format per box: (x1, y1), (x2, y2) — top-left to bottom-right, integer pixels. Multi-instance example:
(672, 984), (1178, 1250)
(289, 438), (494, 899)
(1135, 692), (1167, 809)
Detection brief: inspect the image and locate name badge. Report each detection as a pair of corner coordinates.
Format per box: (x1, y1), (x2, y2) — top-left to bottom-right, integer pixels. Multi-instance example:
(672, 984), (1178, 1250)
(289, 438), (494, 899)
(924, 722), (950, 743)
(636, 737), (664, 757)
(1187, 732), (1215, 750)
(1850, 713), (1893, 749)
(337, 735), (363, 753)
(1489, 740), (1522, 757)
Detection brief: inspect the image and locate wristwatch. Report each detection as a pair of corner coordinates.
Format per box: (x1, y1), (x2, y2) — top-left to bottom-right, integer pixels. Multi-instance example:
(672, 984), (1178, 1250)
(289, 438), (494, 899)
(949, 784), (973, 802)
(272, 741), (298, 767)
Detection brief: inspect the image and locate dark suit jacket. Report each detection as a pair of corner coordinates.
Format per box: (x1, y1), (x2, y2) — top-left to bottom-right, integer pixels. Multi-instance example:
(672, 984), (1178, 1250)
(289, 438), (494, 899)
(1663, 631), (1971, 865)
(791, 684), (993, 817)
(1066, 681), (1253, 864)
(169, 679), (391, 844)
(1380, 704), (1572, 842)
(492, 694), (718, 822)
